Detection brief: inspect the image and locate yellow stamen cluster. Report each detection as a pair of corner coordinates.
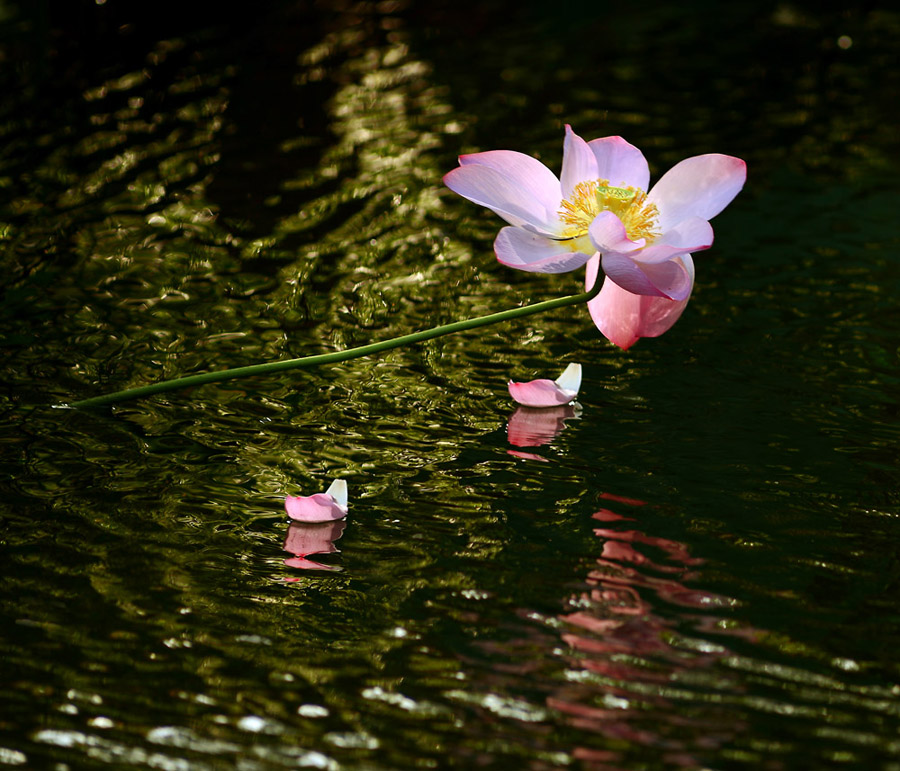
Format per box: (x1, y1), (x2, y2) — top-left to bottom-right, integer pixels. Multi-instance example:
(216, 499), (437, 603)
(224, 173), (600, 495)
(557, 179), (660, 243)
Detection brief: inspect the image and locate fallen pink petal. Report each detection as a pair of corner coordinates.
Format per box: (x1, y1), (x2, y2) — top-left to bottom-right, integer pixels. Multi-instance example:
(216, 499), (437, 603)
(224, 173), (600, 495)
(508, 362), (582, 408)
(285, 478), (348, 523)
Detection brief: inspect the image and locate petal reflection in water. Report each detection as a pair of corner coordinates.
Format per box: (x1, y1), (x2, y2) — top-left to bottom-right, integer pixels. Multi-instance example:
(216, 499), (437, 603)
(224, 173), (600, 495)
(553, 492), (751, 767)
(282, 520), (346, 574)
(506, 403), (581, 448)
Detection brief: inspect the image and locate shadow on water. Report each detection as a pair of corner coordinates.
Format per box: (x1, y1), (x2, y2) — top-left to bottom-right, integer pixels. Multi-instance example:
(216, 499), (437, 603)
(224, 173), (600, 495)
(1, 0), (900, 768)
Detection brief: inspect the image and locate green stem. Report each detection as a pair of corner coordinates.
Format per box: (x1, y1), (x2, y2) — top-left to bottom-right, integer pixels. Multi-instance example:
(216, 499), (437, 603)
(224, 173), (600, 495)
(68, 280), (601, 408)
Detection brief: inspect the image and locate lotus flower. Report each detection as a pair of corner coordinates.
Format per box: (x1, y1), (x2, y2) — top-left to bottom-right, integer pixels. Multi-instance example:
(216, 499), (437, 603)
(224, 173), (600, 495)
(285, 479), (348, 523)
(443, 126), (746, 348)
(508, 362), (582, 408)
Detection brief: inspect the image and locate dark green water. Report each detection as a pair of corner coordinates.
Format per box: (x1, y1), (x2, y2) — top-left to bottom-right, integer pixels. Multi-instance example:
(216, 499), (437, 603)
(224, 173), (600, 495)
(2, 1), (900, 768)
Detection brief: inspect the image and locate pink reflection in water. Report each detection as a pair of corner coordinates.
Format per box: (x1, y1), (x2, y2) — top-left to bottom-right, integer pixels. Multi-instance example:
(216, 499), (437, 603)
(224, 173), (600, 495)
(507, 404), (580, 448)
(552, 492), (755, 768)
(282, 520), (346, 573)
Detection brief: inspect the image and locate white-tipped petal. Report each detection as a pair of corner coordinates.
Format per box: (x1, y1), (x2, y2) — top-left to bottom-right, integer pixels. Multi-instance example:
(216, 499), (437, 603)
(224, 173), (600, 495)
(554, 363), (582, 395)
(325, 479), (348, 508)
(508, 363), (581, 408)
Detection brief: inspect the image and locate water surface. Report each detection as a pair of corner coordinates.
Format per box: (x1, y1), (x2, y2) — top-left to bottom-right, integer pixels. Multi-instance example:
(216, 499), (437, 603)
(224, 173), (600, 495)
(2, 1), (900, 768)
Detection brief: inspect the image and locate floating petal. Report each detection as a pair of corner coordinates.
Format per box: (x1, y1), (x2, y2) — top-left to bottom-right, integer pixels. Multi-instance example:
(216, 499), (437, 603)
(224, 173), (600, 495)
(285, 479), (348, 523)
(508, 363), (582, 408)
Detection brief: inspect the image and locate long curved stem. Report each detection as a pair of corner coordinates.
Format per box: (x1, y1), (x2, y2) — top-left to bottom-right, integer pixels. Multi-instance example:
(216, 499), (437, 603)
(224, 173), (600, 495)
(68, 280), (601, 408)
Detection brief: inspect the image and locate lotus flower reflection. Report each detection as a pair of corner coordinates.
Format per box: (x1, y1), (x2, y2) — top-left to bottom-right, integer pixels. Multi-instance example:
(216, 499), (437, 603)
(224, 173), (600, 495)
(285, 479), (348, 523)
(444, 126), (746, 349)
(508, 362), (582, 408)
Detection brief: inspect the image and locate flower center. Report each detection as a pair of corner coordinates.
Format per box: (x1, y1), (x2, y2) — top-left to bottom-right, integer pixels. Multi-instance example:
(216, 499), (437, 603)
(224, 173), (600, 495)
(557, 179), (660, 243)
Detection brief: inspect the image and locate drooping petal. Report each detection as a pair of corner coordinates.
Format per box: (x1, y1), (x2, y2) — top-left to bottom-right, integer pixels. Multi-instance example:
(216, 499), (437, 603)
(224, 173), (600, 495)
(586, 136), (651, 190)
(588, 211), (645, 255)
(495, 227), (593, 273)
(444, 163), (560, 234)
(647, 154), (747, 232)
(508, 362), (582, 408)
(285, 479), (348, 523)
(585, 254), (694, 349)
(601, 252), (693, 301)
(630, 217), (713, 264)
(560, 125), (599, 198)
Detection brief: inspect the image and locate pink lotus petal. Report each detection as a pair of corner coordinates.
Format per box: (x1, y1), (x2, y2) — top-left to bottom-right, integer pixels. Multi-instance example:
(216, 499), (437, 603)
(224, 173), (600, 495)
(447, 148), (563, 233)
(585, 254), (694, 349)
(507, 403), (579, 447)
(560, 125), (599, 198)
(647, 154), (747, 232)
(508, 362), (581, 407)
(458, 149), (562, 210)
(284, 479), (348, 523)
(443, 164), (559, 234)
(494, 227), (593, 273)
(600, 252), (692, 301)
(628, 217), (714, 264)
(508, 380), (572, 408)
(588, 211), (645, 255)
(586, 136), (651, 191)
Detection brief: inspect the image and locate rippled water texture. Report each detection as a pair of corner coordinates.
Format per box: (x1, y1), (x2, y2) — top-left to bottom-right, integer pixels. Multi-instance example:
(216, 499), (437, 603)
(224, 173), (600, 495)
(2, 1), (900, 768)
